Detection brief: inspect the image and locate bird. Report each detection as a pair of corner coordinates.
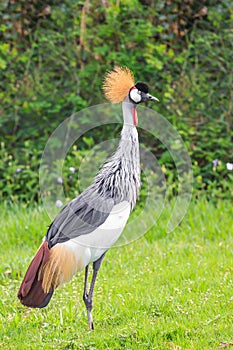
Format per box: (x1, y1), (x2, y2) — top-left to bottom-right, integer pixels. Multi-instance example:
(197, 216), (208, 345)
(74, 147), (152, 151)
(18, 66), (159, 330)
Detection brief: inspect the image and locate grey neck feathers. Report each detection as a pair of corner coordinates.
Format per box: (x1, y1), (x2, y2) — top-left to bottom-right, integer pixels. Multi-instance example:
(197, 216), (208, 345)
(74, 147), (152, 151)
(93, 99), (140, 209)
(122, 96), (135, 126)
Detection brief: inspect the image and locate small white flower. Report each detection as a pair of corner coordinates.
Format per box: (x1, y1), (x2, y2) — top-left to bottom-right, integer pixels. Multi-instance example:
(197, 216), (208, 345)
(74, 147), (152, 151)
(69, 166), (76, 173)
(57, 177), (63, 184)
(16, 168), (22, 173)
(226, 162), (233, 170)
(55, 200), (63, 208)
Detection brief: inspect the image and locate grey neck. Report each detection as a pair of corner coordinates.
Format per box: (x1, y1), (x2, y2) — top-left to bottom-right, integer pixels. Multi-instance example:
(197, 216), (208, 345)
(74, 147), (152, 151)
(93, 97), (141, 208)
(122, 96), (137, 127)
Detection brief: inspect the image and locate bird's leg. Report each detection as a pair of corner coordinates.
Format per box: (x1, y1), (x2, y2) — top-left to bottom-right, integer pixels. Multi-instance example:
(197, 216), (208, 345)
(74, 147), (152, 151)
(83, 264), (94, 329)
(83, 253), (106, 330)
(83, 265), (89, 304)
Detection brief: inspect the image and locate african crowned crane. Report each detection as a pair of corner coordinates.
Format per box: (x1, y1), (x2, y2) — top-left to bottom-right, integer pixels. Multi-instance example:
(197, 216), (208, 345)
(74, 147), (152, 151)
(18, 66), (159, 329)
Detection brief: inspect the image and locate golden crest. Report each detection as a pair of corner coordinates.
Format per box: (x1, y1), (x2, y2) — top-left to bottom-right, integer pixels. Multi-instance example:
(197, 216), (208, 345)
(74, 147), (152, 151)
(103, 66), (135, 103)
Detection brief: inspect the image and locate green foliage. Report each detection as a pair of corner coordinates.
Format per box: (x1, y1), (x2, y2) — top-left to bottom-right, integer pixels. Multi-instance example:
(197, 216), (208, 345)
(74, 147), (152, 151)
(0, 0), (232, 202)
(0, 141), (41, 202)
(0, 199), (232, 348)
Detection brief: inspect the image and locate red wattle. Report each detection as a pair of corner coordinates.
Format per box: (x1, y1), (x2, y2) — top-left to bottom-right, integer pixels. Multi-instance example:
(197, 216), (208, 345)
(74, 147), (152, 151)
(132, 108), (138, 126)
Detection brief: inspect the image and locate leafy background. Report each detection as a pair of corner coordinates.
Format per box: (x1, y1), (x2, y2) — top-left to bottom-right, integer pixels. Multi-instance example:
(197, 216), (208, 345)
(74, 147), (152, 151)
(0, 0), (232, 203)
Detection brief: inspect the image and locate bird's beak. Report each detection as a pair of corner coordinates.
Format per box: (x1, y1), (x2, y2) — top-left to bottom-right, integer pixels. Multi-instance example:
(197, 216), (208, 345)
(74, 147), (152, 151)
(141, 92), (159, 102)
(146, 93), (159, 102)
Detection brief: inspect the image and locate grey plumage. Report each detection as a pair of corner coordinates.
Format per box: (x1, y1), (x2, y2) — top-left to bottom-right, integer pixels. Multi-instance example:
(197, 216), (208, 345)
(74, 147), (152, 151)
(94, 123), (140, 208)
(46, 190), (114, 248)
(46, 103), (140, 248)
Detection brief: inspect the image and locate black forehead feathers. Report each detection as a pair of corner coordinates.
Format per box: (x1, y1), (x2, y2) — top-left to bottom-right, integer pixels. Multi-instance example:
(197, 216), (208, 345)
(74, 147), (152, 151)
(135, 81), (149, 93)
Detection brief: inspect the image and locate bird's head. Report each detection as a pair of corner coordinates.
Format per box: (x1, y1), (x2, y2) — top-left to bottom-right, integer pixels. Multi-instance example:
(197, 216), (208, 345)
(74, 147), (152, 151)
(103, 66), (159, 105)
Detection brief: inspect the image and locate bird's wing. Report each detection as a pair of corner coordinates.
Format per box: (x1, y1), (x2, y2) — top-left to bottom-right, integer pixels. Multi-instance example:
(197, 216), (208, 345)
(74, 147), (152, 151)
(46, 187), (114, 248)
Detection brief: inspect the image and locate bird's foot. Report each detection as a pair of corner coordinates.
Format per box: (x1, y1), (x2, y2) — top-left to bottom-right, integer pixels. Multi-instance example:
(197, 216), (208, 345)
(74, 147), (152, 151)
(84, 294), (94, 330)
(88, 310), (94, 330)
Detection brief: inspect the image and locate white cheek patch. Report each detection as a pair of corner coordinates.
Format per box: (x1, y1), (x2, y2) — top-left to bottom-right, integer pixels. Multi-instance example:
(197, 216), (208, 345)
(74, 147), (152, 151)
(130, 88), (141, 103)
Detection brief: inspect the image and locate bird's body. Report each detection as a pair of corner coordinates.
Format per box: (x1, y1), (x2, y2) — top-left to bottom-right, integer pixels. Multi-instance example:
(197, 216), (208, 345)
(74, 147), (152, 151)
(18, 67), (158, 329)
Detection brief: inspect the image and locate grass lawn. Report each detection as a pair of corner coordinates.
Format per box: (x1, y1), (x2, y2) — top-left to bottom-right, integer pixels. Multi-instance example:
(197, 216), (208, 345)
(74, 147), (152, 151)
(0, 198), (232, 349)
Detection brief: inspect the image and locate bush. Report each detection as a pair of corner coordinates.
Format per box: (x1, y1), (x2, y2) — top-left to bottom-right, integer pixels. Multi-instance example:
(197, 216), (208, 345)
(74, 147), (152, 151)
(0, 0), (232, 202)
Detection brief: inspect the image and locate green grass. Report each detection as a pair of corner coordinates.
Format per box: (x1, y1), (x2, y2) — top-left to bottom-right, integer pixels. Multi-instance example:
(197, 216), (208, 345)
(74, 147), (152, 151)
(0, 198), (232, 349)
